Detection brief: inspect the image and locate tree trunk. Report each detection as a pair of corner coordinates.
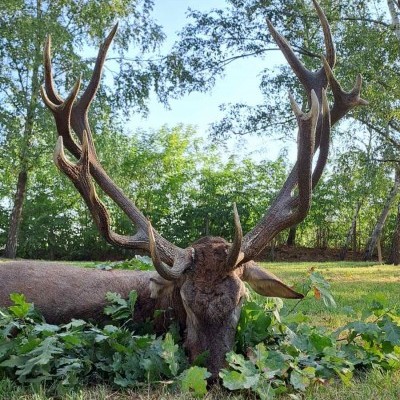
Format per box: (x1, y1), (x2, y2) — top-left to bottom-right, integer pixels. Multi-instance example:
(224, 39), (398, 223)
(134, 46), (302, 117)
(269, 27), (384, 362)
(4, 171), (28, 258)
(4, 0), (42, 258)
(364, 168), (400, 261)
(377, 238), (383, 263)
(388, 202), (400, 265)
(387, 0), (400, 42)
(286, 225), (297, 246)
(352, 216), (358, 255)
(204, 214), (210, 236)
(340, 201), (362, 260)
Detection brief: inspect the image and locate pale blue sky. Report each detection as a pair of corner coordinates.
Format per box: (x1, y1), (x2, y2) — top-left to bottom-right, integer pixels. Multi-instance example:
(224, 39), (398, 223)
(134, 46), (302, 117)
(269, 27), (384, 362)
(128, 0), (290, 159)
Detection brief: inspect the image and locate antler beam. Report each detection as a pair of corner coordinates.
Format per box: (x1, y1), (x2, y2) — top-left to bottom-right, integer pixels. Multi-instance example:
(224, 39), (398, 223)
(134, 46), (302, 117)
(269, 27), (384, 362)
(240, 1), (368, 262)
(41, 27), (183, 266)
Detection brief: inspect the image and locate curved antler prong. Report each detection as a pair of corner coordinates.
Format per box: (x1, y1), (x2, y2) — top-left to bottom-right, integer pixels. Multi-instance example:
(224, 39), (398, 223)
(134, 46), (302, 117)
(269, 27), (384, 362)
(62, 76), (81, 111)
(148, 221), (184, 281)
(78, 23), (119, 110)
(40, 85), (58, 112)
(350, 74), (369, 106)
(53, 136), (74, 171)
(322, 56), (368, 124)
(312, 0), (336, 68)
(43, 35), (63, 105)
(226, 203), (244, 271)
(267, 19), (311, 90)
(42, 24), (184, 266)
(289, 89), (319, 122)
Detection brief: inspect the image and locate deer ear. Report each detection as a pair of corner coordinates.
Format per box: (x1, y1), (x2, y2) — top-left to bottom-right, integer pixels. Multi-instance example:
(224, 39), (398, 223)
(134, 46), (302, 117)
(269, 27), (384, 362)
(241, 263), (303, 299)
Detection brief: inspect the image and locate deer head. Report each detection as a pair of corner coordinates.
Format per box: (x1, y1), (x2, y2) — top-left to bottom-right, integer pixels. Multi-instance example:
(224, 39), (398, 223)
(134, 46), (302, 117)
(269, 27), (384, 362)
(41, 0), (367, 379)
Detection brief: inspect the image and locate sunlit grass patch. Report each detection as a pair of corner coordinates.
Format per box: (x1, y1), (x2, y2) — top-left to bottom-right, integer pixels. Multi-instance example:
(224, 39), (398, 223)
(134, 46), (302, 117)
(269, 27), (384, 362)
(263, 261), (400, 328)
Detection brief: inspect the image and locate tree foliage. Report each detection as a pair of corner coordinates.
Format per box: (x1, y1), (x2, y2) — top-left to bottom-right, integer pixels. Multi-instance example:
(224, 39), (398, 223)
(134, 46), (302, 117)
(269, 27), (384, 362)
(157, 0), (399, 143)
(0, 0), (166, 257)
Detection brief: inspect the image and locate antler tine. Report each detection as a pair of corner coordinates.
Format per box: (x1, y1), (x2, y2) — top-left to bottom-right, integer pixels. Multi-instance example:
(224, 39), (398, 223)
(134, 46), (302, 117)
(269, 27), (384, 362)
(226, 203), (244, 271)
(43, 25), (184, 267)
(54, 132), (150, 252)
(311, 0), (336, 69)
(241, 92), (319, 261)
(40, 77), (82, 157)
(322, 57), (368, 124)
(148, 221), (187, 281)
(77, 23), (119, 113)
(43, 35), (63, 106)
(267, 0), (336, 102)
(311, 88), (330, 188)
(266, 19), (312, 94)
(71, 24), (118, 157)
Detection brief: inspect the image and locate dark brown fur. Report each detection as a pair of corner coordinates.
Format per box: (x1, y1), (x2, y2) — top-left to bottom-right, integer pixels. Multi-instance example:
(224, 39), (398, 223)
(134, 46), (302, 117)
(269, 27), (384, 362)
(0, 260), (185, 332)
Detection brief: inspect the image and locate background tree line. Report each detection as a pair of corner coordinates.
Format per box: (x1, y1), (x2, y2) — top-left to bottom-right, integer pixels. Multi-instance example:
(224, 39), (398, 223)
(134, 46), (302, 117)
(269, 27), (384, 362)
(0, 124), (398, 260)
(0, 0), (399, 261)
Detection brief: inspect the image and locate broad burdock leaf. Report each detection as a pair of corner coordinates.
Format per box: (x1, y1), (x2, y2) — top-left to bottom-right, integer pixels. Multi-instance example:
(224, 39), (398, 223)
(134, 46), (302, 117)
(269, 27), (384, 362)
(333, 367), (353, 386)
(179, 366), (211, 398)
(221, 369), (260, 390)
(64, 319), (88, 330)
(382, 319), (400, 346)
(344, 321), (382, 343)
(309, 332), (335, 353)
(290, 369), (310, 391)
(33, 323), (60, 334)
(236, 300), (272, 351)
(225, 351), (259, 376)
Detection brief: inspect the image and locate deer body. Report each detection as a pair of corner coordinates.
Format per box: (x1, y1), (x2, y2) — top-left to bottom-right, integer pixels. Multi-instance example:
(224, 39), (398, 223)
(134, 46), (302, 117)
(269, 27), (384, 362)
(3, 0), (367, 380)
(0, 260), (183, 331)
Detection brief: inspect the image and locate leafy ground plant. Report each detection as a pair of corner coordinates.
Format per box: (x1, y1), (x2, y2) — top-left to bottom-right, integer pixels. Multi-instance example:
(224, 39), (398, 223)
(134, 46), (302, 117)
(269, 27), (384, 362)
(220, 270), (400, 399)
(0, 266), (399, 399)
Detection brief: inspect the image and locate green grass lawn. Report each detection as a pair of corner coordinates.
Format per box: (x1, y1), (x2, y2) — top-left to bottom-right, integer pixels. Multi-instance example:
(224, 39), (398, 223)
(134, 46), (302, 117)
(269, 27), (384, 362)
(267, 261), (400, 399)
(267, 261), (400, 327)
(1, 260), (400, 399)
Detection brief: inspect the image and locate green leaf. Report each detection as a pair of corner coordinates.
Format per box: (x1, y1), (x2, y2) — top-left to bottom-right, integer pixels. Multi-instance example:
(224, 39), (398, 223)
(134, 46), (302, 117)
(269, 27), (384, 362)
(8, 293), (32, 319)
(179, 366), (211, 398)
(220, 369), (259, 390)
(309, 332), (334, 353)
(236, 301), (272, 350)
(383, 320), (400, 346)
(309, 272), (336, 308)
(161, 332), (180, 376)
(290, 369), (310, 391)
(104, 290), (137, 323)
(334, 367), (353, 386)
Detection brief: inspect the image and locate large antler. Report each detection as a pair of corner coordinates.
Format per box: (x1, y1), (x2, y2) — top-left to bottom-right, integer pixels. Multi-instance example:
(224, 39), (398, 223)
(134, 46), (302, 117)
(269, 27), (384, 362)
(41, 26), (183, 267)
(240, 0), (368, 262)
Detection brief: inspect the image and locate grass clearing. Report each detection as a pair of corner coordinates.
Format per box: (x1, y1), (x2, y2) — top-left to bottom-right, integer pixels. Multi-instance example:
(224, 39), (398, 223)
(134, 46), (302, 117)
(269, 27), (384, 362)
(266, 261), (400, 328)
(1, 260), (400, 399)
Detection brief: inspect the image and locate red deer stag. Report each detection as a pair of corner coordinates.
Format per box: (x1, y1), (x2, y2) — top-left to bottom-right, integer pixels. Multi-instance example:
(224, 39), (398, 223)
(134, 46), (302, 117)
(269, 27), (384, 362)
(0, 0), (367, 379)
